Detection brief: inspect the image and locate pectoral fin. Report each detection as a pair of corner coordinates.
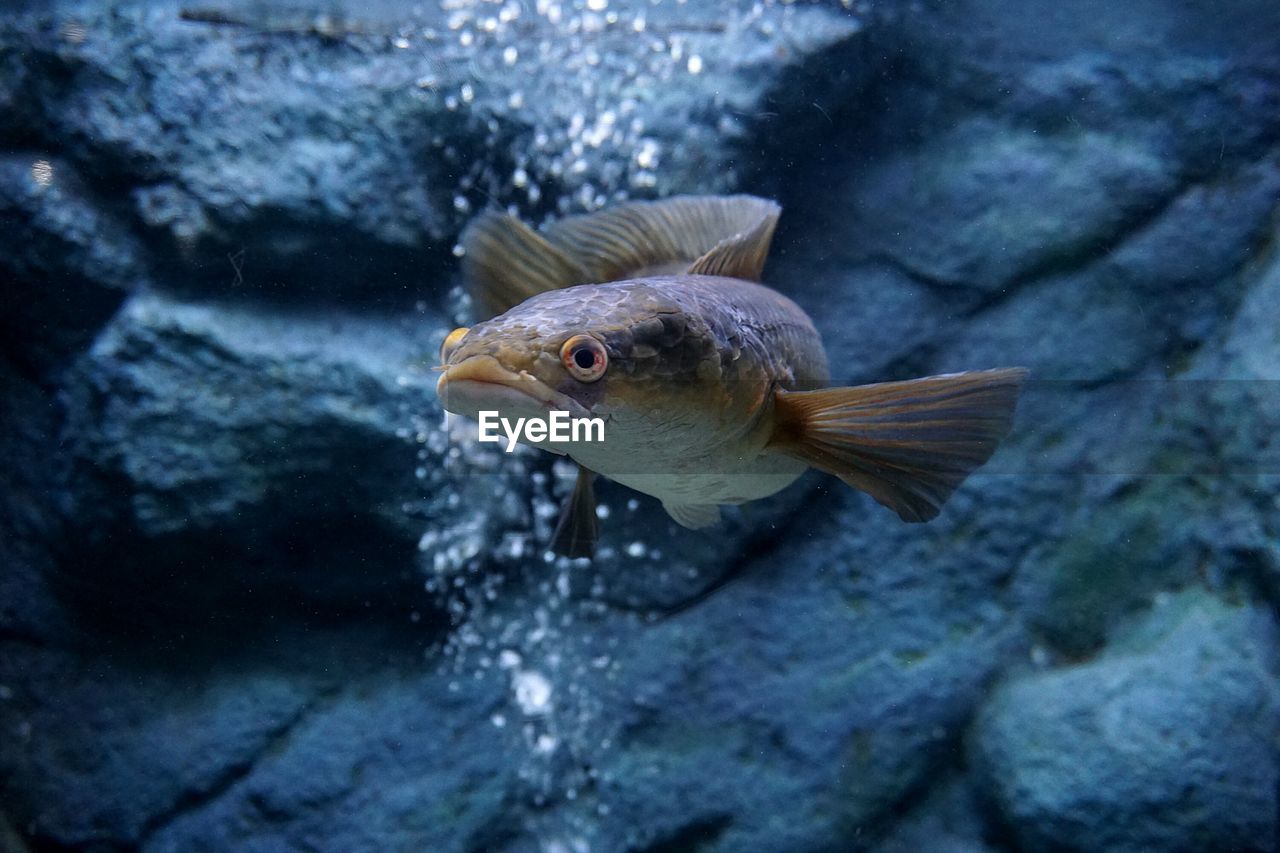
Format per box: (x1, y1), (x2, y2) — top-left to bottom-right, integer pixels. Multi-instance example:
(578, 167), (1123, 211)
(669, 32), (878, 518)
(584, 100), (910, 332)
(663, 501), (722, 530)
(769, 368), (1028, 522)
(550, 466), (598, 559)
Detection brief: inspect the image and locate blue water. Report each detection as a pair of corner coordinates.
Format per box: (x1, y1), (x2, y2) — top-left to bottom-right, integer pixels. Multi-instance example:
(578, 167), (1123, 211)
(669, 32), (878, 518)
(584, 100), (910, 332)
(2, 0), (1279, 850)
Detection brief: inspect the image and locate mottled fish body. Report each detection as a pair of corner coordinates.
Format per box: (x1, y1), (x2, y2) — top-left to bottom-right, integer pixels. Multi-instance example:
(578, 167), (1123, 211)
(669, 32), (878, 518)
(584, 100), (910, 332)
(437, 195), (1027, 556)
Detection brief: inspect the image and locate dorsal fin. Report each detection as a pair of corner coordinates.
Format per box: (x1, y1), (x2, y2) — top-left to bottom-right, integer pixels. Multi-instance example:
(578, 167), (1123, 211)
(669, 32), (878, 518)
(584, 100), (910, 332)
(460, 213), (586, 319)
(545, 195), (781, 284)
(686, 200), (778, 280)
(460, 195), (781, 319)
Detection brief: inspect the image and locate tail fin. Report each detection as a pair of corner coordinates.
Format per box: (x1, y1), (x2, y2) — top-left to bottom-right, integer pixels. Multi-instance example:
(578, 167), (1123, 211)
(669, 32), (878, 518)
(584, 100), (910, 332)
(769, 368), (1028, 522)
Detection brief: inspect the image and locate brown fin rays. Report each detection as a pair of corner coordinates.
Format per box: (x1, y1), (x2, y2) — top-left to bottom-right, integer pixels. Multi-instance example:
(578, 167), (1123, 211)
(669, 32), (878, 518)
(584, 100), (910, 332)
(550, 466), (598, 559)
(460, 195), (782, 319)
(769, 368), (1029, 522)
(550, 194), (780, 284)
(460, 214), (585, 320)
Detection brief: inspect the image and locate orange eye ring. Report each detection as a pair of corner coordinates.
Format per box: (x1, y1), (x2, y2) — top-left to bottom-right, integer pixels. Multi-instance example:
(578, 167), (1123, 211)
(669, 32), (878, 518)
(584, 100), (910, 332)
(560, 334), (608, 382)
(440, 327), (469, 364)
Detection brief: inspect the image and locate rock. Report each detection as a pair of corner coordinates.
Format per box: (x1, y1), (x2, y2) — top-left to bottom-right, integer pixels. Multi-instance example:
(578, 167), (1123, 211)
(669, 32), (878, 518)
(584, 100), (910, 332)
(3, 0), (1280, 848)
(571, 482), (1026, 850)
(832, 122), (1181, 294)
(971, 591), (1280, 853)
(0, 645), (315, 849)
(0, 154), (145, 375)
(65, 293), (436, 537)
(1185, 241), (1280, 605)
(0, 1), (875, 299)
(872, 774), (997, 853)
(558, 471), (819, 613)
(0, 367), (76, 646)
(59, 292), (472, 625)
(141, 670), (517, 853)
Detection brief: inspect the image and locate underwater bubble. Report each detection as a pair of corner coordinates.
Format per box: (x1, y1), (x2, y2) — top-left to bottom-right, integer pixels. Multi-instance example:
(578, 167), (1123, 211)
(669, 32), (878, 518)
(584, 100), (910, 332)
(514, 670), (553, 715)
(625, 541), (645, 558)
(634, 139), (660, 168)
(503, 45), (518, 65)
(687, 54), (703, 74)
(30, 160), (53, 187)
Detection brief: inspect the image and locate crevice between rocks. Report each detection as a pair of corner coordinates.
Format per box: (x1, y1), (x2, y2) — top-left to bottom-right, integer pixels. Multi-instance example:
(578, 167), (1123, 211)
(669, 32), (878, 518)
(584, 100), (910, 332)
(133, 690), (327, 849)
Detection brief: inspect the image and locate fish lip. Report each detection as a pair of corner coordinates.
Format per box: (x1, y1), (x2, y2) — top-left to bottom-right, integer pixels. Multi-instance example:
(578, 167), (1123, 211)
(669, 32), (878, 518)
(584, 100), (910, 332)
(436, 355), (590, 418)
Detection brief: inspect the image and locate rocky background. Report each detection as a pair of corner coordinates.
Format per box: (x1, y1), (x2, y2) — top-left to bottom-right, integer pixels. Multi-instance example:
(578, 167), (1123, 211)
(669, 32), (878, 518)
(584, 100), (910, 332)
(2, 0), (1280, 850)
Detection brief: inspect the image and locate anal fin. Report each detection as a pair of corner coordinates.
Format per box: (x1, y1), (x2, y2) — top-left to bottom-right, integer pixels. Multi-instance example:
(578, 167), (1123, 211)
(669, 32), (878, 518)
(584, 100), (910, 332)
(769, 368), (1029, 522)
(663, 501), (722, 530)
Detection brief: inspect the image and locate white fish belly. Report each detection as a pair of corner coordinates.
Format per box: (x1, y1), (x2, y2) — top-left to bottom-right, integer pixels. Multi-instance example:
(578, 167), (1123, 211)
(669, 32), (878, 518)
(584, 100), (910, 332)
(573, 444), (807, 507)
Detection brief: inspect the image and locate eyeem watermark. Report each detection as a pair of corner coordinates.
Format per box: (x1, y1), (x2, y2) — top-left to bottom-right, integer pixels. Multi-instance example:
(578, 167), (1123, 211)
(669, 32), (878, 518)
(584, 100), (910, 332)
(478, 410), (605, 452)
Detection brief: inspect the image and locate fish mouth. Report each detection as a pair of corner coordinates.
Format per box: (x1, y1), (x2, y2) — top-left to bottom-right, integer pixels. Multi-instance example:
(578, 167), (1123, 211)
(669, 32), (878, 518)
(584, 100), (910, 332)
(436, 355), (590, 420)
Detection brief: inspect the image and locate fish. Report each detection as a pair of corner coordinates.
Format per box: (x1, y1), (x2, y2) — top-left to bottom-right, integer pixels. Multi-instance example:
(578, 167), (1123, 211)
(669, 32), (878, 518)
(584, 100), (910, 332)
(436, 195), (1027, 558)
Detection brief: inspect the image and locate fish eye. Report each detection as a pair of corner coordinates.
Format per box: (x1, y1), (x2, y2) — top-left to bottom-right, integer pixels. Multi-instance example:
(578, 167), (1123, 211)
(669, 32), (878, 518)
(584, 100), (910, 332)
(560, 334), (608, 383)
(440, 327), (469, 363)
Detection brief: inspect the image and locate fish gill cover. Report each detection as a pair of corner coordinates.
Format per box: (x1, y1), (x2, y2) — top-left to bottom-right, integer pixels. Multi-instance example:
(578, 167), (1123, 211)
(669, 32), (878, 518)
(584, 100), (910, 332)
(1, 0), (1280, 851)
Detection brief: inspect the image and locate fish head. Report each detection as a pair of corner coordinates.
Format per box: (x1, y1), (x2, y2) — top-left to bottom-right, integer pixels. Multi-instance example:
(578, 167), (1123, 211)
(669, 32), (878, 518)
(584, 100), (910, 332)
(436, 281), (756, 457)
